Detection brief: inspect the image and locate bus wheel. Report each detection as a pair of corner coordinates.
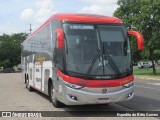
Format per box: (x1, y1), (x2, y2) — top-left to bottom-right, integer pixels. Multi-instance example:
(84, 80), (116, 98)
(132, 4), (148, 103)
(25, 74), (27, 84)
(50, 83), (62, 108)
(26, 79), (34, 92)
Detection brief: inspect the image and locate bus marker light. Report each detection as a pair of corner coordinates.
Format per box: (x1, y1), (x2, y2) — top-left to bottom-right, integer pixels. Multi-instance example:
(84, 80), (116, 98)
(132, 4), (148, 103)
(59, 85), (62, 93)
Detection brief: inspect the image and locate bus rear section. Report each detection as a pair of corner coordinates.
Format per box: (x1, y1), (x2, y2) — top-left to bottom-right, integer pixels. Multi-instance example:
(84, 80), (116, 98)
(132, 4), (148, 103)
(22, 13), (144, 107)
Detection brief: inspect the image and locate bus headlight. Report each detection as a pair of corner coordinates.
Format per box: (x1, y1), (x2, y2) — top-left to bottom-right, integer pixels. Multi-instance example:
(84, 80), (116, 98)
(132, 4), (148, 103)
(123, 81), (134, 88)
(65, 82), (84, 89)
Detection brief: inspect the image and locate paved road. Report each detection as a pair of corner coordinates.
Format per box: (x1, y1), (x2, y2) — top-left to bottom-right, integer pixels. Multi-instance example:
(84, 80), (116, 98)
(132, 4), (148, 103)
(118, 78), (160, 111)
(0, 73), (159, 119)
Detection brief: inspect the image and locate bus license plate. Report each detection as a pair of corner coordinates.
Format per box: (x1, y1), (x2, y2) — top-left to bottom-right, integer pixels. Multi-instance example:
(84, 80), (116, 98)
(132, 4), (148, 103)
(97, 98), (110, 103)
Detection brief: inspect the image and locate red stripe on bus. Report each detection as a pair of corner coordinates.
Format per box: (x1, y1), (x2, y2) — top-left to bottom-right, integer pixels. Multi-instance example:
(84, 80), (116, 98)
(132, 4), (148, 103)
(53, 13), (122, 23)
(57, 70), (134, 88)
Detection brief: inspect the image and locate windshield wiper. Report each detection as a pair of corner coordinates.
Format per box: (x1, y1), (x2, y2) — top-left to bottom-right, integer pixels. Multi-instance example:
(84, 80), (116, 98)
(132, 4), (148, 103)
(102, 44), (121, 76)
(87, 49), (101, 75)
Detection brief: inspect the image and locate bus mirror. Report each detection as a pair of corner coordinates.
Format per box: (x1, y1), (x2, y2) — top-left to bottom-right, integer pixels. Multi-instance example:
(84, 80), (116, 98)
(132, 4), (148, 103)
(56, 29), (64, 49)
(128, 30), (144, 51)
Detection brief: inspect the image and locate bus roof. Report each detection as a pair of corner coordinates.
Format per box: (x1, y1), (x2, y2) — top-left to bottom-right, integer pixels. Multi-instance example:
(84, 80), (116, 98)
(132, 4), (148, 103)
(23, 13), (122, 43)
(51, 13), (122, 23)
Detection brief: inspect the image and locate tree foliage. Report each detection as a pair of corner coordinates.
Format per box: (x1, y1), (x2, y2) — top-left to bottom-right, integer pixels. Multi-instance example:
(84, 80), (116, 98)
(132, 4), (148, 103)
(114, 0), (160, 74)
(0, 33), (28, 68)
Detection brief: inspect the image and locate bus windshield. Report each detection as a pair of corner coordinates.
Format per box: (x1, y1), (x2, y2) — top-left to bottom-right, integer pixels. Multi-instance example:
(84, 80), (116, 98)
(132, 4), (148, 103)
(63, 23), (132, 79)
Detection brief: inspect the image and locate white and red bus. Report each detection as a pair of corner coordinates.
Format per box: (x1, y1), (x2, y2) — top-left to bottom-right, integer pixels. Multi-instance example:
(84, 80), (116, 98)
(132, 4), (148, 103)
(22, 13), (144, 107)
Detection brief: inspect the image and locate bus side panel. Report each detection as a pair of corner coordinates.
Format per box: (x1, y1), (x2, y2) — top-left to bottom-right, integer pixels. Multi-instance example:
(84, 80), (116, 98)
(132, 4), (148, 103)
(28, 62), (34, 86)
(21, 20), (62, 96)
(42, 61), (52, 92)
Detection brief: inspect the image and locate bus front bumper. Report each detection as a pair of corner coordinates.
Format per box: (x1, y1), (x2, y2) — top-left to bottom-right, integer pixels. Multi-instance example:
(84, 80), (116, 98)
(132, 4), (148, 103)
(60, 85), (134, 105)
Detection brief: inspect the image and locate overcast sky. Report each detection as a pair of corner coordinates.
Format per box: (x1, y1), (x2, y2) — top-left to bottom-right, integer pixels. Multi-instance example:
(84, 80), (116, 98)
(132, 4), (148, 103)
(0, 0), (118, 35)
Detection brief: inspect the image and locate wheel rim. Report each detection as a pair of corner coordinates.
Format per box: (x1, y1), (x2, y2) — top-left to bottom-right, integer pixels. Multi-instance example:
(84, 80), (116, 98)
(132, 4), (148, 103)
(51, 87), (56, 102)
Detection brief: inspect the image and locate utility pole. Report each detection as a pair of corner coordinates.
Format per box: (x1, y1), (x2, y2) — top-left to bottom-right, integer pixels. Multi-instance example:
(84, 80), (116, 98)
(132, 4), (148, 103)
(29, 24), (32, 35)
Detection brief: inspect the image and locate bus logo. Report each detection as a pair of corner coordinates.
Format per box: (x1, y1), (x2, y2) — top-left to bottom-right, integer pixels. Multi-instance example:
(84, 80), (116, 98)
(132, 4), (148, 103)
(102, 89), (107, 93)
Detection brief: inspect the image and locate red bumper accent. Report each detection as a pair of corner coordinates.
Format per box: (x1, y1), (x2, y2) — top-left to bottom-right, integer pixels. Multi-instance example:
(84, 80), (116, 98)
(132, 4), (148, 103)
(57, 70), (134, 88)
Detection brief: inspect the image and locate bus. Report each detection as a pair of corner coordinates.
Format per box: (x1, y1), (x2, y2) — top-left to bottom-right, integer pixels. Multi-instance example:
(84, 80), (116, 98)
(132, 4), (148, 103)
(22, 13), (144, 107)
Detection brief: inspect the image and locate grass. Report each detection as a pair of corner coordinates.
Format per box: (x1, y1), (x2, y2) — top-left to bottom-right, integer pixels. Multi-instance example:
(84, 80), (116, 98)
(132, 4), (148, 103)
(134, 68), (160, 75)
(133, 68), (160, 79)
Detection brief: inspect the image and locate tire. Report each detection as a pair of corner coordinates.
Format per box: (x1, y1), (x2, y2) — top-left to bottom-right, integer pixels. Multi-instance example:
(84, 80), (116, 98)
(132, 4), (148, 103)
(26, 79), (34, 92)
(49, 83), (62, 108)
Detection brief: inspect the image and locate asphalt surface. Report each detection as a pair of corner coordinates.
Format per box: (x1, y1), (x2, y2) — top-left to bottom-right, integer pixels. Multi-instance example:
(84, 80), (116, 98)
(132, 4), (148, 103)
(0, 73), (159, 120)
(118, 78), (160, 111)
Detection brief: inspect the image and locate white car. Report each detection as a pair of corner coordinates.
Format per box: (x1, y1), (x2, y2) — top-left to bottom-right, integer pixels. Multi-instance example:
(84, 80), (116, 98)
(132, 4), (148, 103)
(138, 62), (153, 68)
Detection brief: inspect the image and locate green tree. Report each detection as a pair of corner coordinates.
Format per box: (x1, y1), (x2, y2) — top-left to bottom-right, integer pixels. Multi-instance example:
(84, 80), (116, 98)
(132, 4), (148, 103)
(0, 33), (28, 68)
(114, 0), (160, 74)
